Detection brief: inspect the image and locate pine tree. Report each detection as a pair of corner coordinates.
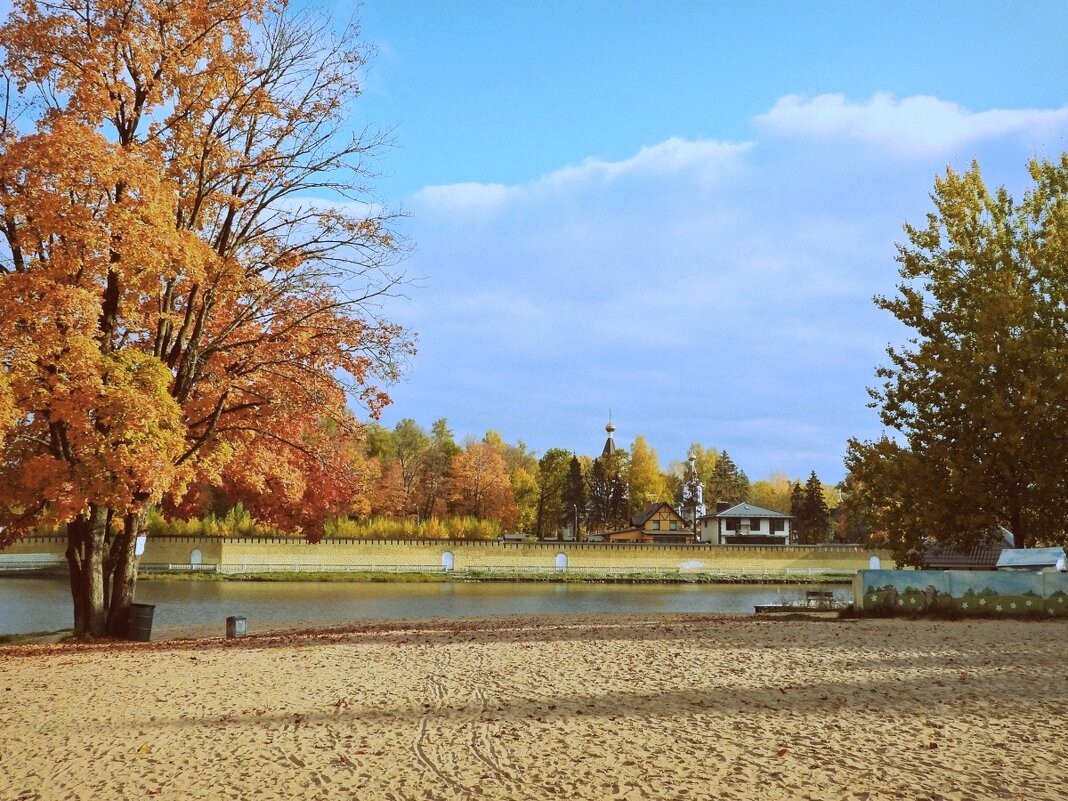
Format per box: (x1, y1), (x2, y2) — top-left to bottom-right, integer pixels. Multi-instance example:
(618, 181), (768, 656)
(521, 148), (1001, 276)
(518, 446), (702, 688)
(708, 450), (749, 507)
(790, 482), (806, 543)
(587, 450), (630, 533)
(802, 472), (830, 544)
(562, 456), (587, 541)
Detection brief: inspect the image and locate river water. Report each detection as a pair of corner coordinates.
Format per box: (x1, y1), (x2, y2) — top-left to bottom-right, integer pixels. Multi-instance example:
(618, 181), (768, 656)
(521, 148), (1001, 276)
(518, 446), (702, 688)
(0, 577), (853, 637)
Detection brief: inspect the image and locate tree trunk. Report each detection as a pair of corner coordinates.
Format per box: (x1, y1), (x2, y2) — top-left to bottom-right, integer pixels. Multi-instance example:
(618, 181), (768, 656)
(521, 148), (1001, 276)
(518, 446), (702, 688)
(105, 511), (144, 637)
(65, 505), (109, 637)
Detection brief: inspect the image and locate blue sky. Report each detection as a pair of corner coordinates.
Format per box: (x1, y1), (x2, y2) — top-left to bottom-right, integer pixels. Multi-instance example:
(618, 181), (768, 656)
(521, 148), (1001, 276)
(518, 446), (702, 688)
(330, 0), (1068, 483)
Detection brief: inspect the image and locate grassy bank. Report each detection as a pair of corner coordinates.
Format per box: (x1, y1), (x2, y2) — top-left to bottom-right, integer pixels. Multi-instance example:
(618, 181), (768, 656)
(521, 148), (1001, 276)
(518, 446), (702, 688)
(136, 569), (852, 585)
(138, 570), (450, 583)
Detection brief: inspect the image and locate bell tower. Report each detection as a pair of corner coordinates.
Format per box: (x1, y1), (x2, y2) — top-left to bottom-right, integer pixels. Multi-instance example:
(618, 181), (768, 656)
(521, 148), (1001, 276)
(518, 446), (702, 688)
(601, 417), (617, 457)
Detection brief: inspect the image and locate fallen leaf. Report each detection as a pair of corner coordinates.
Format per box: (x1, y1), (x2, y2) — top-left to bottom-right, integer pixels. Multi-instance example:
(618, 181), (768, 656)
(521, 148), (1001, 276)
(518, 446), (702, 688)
(776, 748), (789, 758)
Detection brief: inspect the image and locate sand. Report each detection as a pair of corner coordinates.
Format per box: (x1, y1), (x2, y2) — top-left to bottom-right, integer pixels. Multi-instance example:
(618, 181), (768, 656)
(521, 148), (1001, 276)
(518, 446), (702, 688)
(2, 614), (1066, 801)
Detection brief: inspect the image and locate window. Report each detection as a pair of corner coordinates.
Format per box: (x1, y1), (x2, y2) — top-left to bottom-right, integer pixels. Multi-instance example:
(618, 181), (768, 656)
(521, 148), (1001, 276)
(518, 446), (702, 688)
(725, 518), (737, 531)
(750, 518), (761, 532)
(771, 519), (785, 533)
(669, 520), (677, 531)
(652, 521), (661, 531)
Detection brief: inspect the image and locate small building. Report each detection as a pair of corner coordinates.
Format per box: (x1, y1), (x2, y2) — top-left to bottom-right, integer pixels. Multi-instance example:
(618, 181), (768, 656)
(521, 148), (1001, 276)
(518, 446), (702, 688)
(995, 547), (1067, 572)
(598, 502), (697, 544)
(699, 502), (791, 546)
(919, 527), (1014, 571)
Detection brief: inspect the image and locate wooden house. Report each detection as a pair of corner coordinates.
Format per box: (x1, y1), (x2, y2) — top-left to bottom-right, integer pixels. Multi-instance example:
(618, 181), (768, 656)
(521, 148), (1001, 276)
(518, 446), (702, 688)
(597, 502), (697, 544)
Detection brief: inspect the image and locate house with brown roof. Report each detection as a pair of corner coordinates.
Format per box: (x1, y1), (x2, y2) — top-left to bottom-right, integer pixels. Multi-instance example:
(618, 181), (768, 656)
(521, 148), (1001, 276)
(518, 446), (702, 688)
(918, 527), (1014, 570)
(596, 502), (697, 544)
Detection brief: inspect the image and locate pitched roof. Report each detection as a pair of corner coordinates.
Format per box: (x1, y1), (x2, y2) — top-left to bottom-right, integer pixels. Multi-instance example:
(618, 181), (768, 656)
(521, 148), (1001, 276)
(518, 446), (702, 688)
(714, 502), (792, 519)
(996, 548), (1067, 569)
(921, 542), (1005, 570)
(919, 527), (1015, 570)
(631, 502), (684, 527)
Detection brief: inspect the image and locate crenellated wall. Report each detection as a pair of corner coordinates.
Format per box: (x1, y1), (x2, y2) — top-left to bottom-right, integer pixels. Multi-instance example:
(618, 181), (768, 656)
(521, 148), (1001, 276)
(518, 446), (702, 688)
(4, 535), (893, 575)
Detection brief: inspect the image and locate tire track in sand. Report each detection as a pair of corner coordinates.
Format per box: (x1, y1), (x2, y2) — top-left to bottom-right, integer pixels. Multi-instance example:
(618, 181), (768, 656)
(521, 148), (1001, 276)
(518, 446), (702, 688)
(411, 645), (528, 794)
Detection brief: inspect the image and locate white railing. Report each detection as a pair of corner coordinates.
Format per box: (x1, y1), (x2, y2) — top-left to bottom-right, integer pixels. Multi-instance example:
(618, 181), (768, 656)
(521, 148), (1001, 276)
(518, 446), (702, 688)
(0, 554), (66, 572)
(220, 563), (444, 574)
(139, 562), (219, 573)
(127, 562), (856, 577)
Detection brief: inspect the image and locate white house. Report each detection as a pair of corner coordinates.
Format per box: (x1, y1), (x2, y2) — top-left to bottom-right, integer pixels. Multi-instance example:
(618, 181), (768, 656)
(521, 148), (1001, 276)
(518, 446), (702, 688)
(699, 502), (792, 546)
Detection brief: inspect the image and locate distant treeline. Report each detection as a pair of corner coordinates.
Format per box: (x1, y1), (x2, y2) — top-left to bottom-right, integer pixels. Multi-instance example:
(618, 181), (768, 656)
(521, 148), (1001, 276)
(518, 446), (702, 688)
(162, 419), (858, 544)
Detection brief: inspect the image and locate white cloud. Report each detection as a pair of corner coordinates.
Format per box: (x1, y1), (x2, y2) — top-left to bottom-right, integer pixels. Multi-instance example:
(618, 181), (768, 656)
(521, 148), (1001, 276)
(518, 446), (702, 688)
(541, 137), (752, 187)
(413, 137), (752, 217)
(412, 182), (518, 219)
(755, 93), (1068, 155)
(379, 94), (1068, 482)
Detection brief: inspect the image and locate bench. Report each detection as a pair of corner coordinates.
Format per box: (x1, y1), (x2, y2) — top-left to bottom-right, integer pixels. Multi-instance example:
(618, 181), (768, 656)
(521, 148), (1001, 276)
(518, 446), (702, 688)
(805, 590), (836, 608)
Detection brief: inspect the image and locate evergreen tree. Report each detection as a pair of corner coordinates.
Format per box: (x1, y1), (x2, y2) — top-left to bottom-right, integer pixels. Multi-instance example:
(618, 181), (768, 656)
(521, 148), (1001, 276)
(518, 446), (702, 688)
(802, 472), (830, 544)
(534, 448), (572, 540)
(708, 450), (749, 507)
(789, 481), (806, 543)
(562, 455), (587, 541)
(587, 450), (630, 532)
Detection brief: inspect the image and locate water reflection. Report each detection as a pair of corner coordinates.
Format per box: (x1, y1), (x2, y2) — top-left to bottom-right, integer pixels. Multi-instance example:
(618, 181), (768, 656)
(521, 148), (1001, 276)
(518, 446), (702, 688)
(0, 577), (852, 635)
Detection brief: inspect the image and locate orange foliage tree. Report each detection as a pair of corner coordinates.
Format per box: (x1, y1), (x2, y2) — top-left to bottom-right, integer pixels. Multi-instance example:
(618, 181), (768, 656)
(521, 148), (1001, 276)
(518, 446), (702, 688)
(0, 0), (411, 636)
(445, 441), (519, 531)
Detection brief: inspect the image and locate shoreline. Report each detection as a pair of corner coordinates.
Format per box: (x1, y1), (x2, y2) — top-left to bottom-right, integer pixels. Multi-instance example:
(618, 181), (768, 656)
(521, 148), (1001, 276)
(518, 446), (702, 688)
(2, 614), (1066, 800)
(4, 566), (855, 584)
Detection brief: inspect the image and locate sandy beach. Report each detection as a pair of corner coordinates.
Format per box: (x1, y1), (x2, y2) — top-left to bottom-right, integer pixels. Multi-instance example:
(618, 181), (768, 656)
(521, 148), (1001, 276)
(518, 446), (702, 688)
(2, 614), (1066, 801)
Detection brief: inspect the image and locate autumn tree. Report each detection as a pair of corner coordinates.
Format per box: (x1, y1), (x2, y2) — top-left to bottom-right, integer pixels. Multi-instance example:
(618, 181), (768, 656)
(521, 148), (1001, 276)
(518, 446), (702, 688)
(748, 473), (794, 515)
(484, 431), (539, 534)
(365, 419), (455, 521)
(418, 420), (461, 520)
(363, 418), (460, 521)
(0, 1), (411, 636)
(627, 435), (669, 515)
(846, 157), (1068, 555)
(445, 440), (518, 529)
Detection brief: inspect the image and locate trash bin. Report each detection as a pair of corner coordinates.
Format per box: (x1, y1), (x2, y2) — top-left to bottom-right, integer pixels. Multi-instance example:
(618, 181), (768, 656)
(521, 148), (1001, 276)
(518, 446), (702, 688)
(127, 603), (155, 642)
(226, 616), (246, 638)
